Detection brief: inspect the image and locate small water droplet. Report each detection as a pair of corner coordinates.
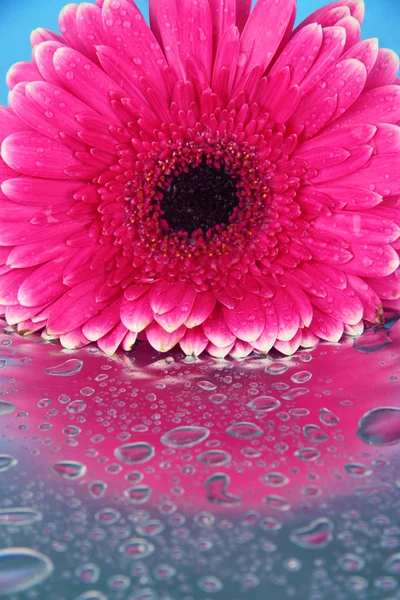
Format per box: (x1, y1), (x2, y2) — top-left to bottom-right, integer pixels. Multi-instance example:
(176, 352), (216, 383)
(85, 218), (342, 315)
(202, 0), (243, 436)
(260, 472), (289, 487)
(124, 485), (152, 504)
(303, 424), (329, 443)
(52, 461), (87, 480)
(338, 553), (366, 572)
(205, 473), (241, 505)
(119, 537), (155, 560)
(354, 328), (392, 353)
(263, 495), (291, 511)
(89, 481), (107, 499)
(294, 447), (320, 462)
(291, 370), (312, 384)
(319, 408), (339, 426)
(344, 463), (372, 478)
(197, 380), (217, 391)
(115, 442), (155, 465)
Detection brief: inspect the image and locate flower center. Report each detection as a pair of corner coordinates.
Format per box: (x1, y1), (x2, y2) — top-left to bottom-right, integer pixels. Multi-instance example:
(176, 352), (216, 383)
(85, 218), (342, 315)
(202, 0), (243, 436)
(159, 161), (239, 234)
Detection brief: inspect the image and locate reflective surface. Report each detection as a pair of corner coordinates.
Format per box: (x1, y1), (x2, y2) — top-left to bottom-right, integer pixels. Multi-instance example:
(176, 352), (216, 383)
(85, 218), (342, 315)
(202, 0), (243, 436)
(1, 316), (400, 599)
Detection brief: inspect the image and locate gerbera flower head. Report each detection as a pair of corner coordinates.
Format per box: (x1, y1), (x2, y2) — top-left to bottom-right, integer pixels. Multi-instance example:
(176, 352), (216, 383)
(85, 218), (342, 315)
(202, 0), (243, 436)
(1, 0), (400, 357)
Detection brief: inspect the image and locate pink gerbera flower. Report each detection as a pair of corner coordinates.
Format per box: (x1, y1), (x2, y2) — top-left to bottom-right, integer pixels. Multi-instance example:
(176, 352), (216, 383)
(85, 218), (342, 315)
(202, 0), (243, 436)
(0, 0), (400, 358)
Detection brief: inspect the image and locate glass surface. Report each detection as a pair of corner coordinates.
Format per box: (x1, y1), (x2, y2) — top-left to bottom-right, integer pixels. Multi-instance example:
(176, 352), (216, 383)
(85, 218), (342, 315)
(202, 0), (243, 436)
(1, 0), (400, 599)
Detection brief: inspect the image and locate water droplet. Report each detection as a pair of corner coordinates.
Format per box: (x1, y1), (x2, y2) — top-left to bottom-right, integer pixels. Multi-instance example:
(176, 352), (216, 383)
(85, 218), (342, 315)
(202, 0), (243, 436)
(153, 563), (176, 580)
(319, 408), (339, 426)
(246, 396), (281, 413)
(303, 424), (329, 443)
(67, 400), (87, 414)
(0, 400), (16, 416)
(260, 472), (289, 487)
(124, 485), (152, 504)
(290, 518), (334, 549)
(136, 520), (165, 537)
(291, 370), (312, 384)
(94, 509), (121, 525)
(205, 473), (241, 505)
(294, 447), (320, 462)
(197, 450), (231, 466)
(197, 380), (217, 391)
(344, 463), (372, 478)
(209, 393), (227, 404)
(354, 328), (392, 353)
(0, 508), (42, 526)
(75, 592), (108, 600)
(263, 495), (291, 511)
(384, 553), (400, 574)
(0, 547), (53, 594)
(338, 553), (366, 572)
(197, 575), (223, 593)
(114, 442), (155, 465)
(357, 407), (400, 445)
(265, 362), (289, 375)
(119, 537), (155, 560)
(89, 481), (107, 499)
(226, 422), (264, 439)
(76, 563), (100, 584)
(0, 454), (18, 472)
(44, 358), (83, 376)
(161, 426), (210, 448)
(52, 461), (87, 480)
(281, 387), (309, 400)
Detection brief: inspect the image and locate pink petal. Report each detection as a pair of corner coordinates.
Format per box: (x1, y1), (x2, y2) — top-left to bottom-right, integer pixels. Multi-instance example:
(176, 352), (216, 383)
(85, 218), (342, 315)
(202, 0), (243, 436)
(299, 26), (346, 95)
(178, 0), (213, 80)
(121, 330), (138, 351)
(300, 329), (320, 348)
(97, 322), (128, 355)
(373, 124), (400, 155)
(203, 304), (236, 347)
(18, 318), (47, 334)
(313, 212), (400, 245)
(235, 0), (251, 31)
(223, 293), (265, 342)
(336, 15), (360, 52)
(250, 302), (278, 353)
(6, 62), (43, 90)
(0, 199), (39, 222)
(32, 41), (66, 87)
(120, 293), (154, 332)
(60, 328), (90, 349)
(235, 0), (296, 84)
(335, 155), (400, 196)
(30, 28), (64, 47)
(274, 330), (302, 355)
(76, 3), (106, 63)
(53, 47), (122, 121)
(186, 291), (216, 328)
(1, 177), (83, 206)
(342, 38), (378, 73)
(306, 279), (364, 326)
(209, 0), (236, 51)
(5, 303), (48, 326)
(0, 107), (29, 141)
(330, 85), (400, 128)
(309, 309), (344, 342)
(17, 257), (70, 307)
(365, 48), (400, 91)
(1, 131), (85, 179)
(154, 286), (197, 333)
(368, 271), (400, 301)
(9, 83), (63, 140)
(146, 321), (186, 352)
(0, 268), (34, 304)
(0, 220), (81, 246)
(344, 321), (364, 336)
(342, 243), (399, 277)
(212, 25), (240, 101)
(101, 0), (169, 93)
(295, 0), (364, 31)
(206, 341), (235, 358)
(314, 185), (382, 210)
(284, 280), (313, 328)
(149, 280), (187, 315)
(82, 298), (121, 341)
(268, 23), (323, 88)
(229, 339), (253, 358)
(47, 276), (106, 335)
(179, 326), (209, 356)
(273, 287), (301, 342)
(152, 0), (185, 79)
(59, 3), (90, 56)
(346, 274), (382, 321)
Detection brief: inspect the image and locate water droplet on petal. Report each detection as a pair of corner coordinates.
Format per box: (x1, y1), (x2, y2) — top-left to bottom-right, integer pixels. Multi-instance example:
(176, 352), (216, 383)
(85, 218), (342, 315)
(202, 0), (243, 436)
(263, 495), (291, 511)
(114, 442), (155, 465)
(44, 359), (83, 376)
(357, 407), (400, 445)
(161, 426), (210, 448)
(338, 553), (366, 572)
(291, 370), (312, 384)
(290, 518), (334, 549)
(0, 547), (53, 594)
(89, 481), (107, 499)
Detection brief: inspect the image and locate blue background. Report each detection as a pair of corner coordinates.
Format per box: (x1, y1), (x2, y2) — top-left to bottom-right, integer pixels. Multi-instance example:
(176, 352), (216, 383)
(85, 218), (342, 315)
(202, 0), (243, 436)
(0, 0), (399, 106)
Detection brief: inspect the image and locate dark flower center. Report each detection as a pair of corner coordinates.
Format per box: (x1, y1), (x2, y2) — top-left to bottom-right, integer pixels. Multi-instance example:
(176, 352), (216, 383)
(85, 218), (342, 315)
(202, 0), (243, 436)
(160, 161), (240, 234)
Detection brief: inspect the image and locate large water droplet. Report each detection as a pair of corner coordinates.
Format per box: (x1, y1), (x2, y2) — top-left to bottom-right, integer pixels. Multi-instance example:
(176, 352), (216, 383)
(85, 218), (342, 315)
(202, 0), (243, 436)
(263, 495), (291, 511)
(205, 473), (241, 505)
(246, 396), (281, 413)
(0, 454), (18, 472)
(353, 328), (392, 353)
(197, 450), (231, 466)
(119, 537), (155, 560)
(303, 424), (329, 443)
(357, 407), (400, 445)
(226, 422), (264, 439)
(44, 358), (83, 376)
(114, 442), (155, 465)
(291, 370), (312, 384)
(384, 553), (400, 574)
(0, 547), (53, 594)
(124, 485), (152, 504)
(290, 518), (334, 549)
(52, 461), (87, 480)
(161, 426), (210, 448)
(0, 400), (16, 416)
(0, 508), (42, 526)
(197, 380), (217, 391)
